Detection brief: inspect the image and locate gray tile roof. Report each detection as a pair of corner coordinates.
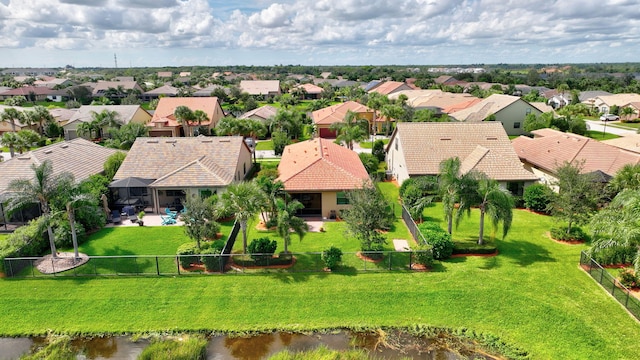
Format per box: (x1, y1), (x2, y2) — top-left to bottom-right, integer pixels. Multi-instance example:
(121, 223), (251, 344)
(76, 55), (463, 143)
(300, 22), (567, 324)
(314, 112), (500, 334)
(65, 105), (149, 126)
(113, 136), (249, 188)
(0, 138), (123, 200)
(391, 122), (537, 181)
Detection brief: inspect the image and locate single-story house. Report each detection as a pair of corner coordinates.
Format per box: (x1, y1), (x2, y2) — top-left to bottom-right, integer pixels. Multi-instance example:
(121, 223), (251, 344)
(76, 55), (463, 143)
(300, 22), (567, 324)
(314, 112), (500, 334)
(0, 86), (68, 102)
(34, 78), (73, 89)
(368, 81), (414, 95)
(389, 90), (480, 114)
(193, 85), (228, 97)
(512, 128), (640, 186)
(292, 83), (323, 99)
(91, 81), (144, 98)
(112, 136), (253, 213)
(0, 138), (122, 227)
(142, 85), (179, 101)
(386, 122), (538, 195)
(0, 106), (36, 135)
(239, 80), (281, 98)
(148, 97), (224, 137)
(311, 101), (375, 138)
(239, 105), (278, 124)
(585, 93), (640, 115)
(449, 94), (543, 136)
(277, 138), (370, 218)
(63, 105), (152, 140)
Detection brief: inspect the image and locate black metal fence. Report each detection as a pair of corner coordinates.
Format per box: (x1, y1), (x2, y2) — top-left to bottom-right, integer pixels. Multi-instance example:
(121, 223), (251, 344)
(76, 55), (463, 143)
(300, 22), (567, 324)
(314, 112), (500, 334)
(401, 204), (426, 244)
(3, 250), (430, 278)
(580, 251), (640, 320)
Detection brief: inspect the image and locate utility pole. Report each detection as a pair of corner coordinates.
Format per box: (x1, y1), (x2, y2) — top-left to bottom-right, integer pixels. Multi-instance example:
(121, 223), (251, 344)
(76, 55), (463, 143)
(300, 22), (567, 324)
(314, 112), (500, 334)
(114, 53), (118, 69)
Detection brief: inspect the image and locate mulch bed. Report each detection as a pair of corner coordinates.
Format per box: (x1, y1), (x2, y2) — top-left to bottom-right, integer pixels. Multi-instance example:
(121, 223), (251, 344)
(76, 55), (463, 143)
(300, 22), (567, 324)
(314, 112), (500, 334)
(34, 252), (90, 274)
(546, 232), (585, 245)
(356, 252), (385, 263)
(228, 256), (297, 270)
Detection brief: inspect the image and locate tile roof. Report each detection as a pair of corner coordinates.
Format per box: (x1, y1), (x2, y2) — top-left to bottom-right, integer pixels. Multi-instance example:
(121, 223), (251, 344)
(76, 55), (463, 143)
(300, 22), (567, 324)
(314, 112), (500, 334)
(368, 81), (408, 95)
(113, 136), (249, 188)
(92, 81), (141, 96)
(391, 90), (481, 111)
(144, 85), (179, 96)
(390, 122), (537, 181)
(49, 108), (77, 124)
(295, 83), (323, 94)
(449, 94), (523, 122)
(0, 138), (122, 200)
(239, 105), (278, 121)
(0, 105), (30, 127)
(65, 105), (149, 126)
(239, 80), (280, 95)
(277, 138), (370, 191)
(595, 93), (640, 107)
(0, 86), (57, 96)
(150, 97), (220, 127)
(512, 128), (640, 176)
(602, 134), (640, 153)
(311, 101), (373, 125)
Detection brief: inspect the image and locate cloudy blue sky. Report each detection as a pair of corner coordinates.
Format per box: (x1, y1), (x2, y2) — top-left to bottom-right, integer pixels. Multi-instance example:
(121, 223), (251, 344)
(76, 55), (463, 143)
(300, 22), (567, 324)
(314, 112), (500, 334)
(0, 0), (638, 68)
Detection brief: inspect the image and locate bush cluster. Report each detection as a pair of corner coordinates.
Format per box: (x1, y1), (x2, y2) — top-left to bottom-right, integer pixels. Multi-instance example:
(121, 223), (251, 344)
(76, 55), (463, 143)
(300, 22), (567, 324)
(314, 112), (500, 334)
(322, 246), (343, 270)
(176, 243), (199, 269)
(550, 227), (587, 241)
(413, 244), (434, 268)
(523, 183), (553, 213)
(618, 269), (639, 288)
(589, 246), (636, 266)
(0, 218), (48, 272)
(247, 237), (277, 265)
(418, 222), (454, 260)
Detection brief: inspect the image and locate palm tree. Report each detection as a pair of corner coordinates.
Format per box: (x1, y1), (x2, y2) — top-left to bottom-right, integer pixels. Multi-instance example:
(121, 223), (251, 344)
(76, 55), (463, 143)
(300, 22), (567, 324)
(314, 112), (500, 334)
(217, 182), (266, 253)
(174, 105), (195, 137)
(65, 192), (94, 261)
(590, 189), (640, 272)
(91, 109), (121, 138)
(471, 175), (514, 245)
(6, 160), (74, 259)
(380, 104), (404, 135)
(25, 106), (54, 135)
(0, 132), (21, 158)
(1, 108), (25, 156)
(193, 110), (209, 135)
(256, 176), (286, 223)
(608, 164), (640, 195)
(275, 198), (308, 253)
(621, 106), (636, 122)
(76, 121), (97, 140)
(329, 110), (367, 150)
(438, 157), (479, 234)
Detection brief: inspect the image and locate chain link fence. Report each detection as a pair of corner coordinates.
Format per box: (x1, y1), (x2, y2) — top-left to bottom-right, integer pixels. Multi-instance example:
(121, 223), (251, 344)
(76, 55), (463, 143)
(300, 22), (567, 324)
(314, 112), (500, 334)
(580, 251), (640, 320)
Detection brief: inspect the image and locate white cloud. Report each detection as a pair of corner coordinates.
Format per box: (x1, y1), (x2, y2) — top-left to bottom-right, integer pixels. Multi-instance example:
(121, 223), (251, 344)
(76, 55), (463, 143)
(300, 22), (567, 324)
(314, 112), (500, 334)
(0, 0), (640, 66)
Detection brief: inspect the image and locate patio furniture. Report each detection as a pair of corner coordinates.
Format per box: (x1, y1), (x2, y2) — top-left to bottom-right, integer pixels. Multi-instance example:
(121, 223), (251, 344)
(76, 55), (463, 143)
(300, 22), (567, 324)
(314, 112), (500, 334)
(165, 208), (178, 218)
(111, 210), (122, 224)
(161, 215), (176, 225)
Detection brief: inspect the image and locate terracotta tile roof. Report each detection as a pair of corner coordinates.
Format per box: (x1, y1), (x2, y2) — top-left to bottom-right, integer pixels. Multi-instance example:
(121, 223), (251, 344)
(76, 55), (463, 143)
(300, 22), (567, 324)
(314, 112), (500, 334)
(449, 94), (523, 122)
(368, 81), (409, 95)
(311, 101), (373, 125)
(389, 90), (480, 111)
(0, 86), (56, 96)
(295, 83), (323, 94)
(113, 136), (250, 188)
(277, 138), (370, 191)
(49, 108), (77, 124)
(390, 122), (537, 181)
(92, 81), (142, 96)
(150, 97), (221, 127)
(0, 138), (122, 200)
(144, 85), (179, 96)
(512, 128), (640, 176)
(239, 80), (280, 95)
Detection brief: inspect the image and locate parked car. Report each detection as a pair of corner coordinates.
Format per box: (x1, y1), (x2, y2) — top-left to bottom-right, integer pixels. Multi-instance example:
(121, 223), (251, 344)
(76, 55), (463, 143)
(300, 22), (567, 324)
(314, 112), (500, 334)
(600, 114), (620, 121)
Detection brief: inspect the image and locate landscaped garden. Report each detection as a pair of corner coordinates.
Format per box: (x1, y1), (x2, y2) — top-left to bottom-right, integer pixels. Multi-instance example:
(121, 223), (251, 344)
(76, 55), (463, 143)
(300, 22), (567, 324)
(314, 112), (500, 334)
(1, 182), (640, 358)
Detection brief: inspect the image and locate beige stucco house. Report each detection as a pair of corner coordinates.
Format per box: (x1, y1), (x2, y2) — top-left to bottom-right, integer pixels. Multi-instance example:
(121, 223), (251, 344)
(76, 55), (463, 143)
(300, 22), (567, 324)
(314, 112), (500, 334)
(63, 105), (152, 140)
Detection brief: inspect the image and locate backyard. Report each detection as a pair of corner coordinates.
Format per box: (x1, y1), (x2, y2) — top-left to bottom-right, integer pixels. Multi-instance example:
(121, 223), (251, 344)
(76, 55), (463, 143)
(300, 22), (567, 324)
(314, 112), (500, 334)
(0, 184), (639, 359)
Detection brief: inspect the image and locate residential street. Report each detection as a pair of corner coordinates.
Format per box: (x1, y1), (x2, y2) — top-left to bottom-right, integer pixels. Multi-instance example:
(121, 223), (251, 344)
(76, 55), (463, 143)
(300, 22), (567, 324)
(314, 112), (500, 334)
(585, 120), (636, 136)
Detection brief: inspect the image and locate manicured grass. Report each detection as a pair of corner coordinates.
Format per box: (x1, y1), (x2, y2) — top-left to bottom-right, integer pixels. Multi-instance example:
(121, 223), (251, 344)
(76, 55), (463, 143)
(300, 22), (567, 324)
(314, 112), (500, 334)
(586, 130), (620, 140)
(73, 226), (191, 256)
(359, 139), (389, 149)
(608, 122), (640, 130)
(1, 190), (640, 358)
(255, 140), (274, 151)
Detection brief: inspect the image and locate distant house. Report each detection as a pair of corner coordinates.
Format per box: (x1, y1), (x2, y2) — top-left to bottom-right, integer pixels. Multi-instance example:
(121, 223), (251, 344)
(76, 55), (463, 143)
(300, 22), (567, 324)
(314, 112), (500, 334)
(0, 138), (122, 224)
(112, 136), (253, 213)
(386, 122), (537, 194)
(0, 86), (67, 102)
(0, 105), (37, 135)
(512, 128), (640, 186)
(311, 101), (375, 138)
(449, 94), (542, 136)
(292, 83), (323, 100)
(587, 93), (640, 115)
(1, 68), (57, 77)
(368, 81), (413, 95)
(33, 78), (73, 89)
(142, 85), (179, 101)
(63, 105), (152, 140)
(157, 72), (173, 79)
(148, 97), (224, 137)
(49, 108), (77, 126)
(277, 138), (370, 218)
(91, 81), (144, 98)
(193, 85), (228, 97)
(239, 80), (281, 97)
(239, 105), (278, 124)
(389, 89), (480, 114)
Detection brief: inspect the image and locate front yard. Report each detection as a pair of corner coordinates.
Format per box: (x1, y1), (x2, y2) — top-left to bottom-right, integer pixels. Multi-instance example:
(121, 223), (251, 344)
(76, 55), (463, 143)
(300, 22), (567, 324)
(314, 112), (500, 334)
(1, 184), (640, 358)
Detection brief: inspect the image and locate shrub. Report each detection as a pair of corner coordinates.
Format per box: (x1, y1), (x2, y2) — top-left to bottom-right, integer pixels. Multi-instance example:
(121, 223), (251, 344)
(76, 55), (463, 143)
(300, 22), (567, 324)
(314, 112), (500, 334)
(372, 139), (386, 162)
(418, 222), (454, 260)
(361, 241), (385, 260)
(200, 247), (222, 272)
(138, 336), (207, 360)
(201, 221), (221, 240)
(53, 220), (86, 248)
(176, 243), (200, 269)
(358, 153), (379, 174)
(413, 244), (434, 268)
(247, 237), (277, 265)
(590, 245), (637, 266)
(618, 269), (639, 288)
(322, 246), (343, 270)
(550, 227), (587, 241)
(523, 184), (553, 213)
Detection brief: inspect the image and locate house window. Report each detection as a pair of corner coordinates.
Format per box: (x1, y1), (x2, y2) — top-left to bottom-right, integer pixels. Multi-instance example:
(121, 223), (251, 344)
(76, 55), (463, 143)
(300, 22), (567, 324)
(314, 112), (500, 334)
(243, 163), (246, 175)
(514, 122), (521, 129)
(337, 192), (349, 205)
(525, 108), (531, 115)
(507, 182), (524, 197)
(395, 141), (398, 151)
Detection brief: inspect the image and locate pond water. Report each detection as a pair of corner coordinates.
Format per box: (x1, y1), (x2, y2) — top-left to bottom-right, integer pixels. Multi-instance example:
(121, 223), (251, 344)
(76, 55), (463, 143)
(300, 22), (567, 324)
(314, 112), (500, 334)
(0, 330), (500, 360)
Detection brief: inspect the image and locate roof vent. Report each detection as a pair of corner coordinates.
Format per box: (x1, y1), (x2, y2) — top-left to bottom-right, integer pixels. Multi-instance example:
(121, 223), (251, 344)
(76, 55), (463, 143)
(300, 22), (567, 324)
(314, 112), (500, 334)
(486, 137), (497, 140)
(165, 140), (177, 143)
(44, 149), (53, 154)
(219, 139), (230, 143)
(60, 144), (69, 148)
(440, 137), (451, 141)
(201, 140), (213, 143)
(147, 140), (158, 143)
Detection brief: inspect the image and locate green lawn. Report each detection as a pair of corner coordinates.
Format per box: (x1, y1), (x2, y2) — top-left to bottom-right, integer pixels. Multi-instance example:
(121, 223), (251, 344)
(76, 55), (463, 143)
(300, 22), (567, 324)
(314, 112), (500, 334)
(255, 140), (273, 151)
(1, 189), (640, 358)
(607, 122), (640, 130)
(586, 130), (620, 141)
